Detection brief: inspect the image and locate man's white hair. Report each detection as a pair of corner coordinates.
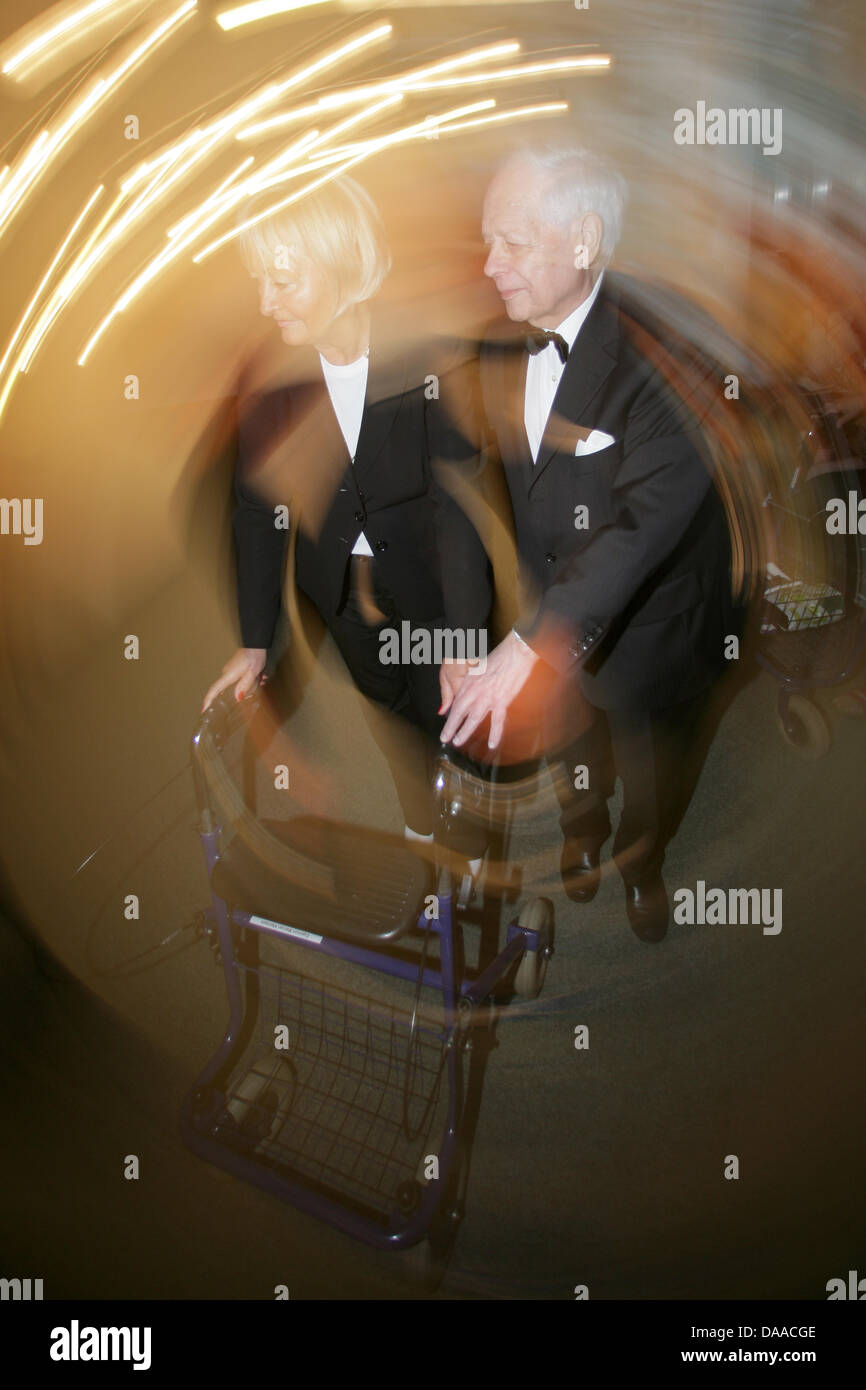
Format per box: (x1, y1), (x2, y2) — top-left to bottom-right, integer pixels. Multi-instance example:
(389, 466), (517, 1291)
(498, 144), (628, 262)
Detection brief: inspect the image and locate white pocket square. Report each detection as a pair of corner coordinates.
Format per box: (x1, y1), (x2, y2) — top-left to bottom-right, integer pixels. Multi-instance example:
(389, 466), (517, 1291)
(575, 429), (615, 456)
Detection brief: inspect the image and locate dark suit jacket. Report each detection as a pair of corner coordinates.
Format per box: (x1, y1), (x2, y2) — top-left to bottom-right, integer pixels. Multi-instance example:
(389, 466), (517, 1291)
(477, 272), (740, 711)
(231, 324), (491, 650)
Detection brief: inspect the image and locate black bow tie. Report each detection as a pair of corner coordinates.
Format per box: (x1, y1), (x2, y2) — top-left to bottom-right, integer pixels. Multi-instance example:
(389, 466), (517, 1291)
(525, 329), (569, 364)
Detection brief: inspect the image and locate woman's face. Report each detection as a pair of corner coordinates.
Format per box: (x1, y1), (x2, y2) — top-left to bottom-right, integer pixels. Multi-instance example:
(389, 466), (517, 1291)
(253, 249), (339, 347)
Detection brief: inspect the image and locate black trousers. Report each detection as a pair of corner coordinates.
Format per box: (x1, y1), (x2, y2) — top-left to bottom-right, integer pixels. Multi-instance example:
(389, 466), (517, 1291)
(550, 690), (714, 884)
(324, 561), (489, 854)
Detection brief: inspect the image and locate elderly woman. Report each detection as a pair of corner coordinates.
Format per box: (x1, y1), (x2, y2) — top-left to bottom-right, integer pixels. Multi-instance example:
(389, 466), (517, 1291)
(202, 176), (490, 858)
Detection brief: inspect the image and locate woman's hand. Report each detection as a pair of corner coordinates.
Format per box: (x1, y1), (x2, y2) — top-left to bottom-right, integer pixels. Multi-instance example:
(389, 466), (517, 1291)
(201, 647), (267, 713)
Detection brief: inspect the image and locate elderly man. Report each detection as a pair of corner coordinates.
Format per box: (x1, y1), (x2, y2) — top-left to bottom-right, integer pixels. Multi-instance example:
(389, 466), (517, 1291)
(440, 145), (738, 942)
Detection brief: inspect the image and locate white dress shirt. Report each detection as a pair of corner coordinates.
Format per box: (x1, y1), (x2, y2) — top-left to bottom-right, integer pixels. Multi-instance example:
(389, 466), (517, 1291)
(524, 270), (605, 463)
(319, 350), (372, 555)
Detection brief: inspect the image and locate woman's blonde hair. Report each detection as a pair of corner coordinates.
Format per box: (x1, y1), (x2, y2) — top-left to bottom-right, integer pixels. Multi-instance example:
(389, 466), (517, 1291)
(238, 175), (391, 317)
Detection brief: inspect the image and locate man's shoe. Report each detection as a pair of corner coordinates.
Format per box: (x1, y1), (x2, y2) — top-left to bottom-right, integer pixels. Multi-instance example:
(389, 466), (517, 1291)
(624, 874), (669, 943)
(561, 840), (602, 904)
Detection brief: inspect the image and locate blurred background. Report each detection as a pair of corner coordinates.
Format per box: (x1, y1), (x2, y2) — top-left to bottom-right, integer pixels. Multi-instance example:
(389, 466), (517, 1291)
(0, 0), (864, 1300)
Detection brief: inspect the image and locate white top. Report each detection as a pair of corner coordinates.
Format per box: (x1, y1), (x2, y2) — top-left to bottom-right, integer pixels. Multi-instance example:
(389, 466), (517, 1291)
(319, 350), (372, 556)
(524, 270), (605, 463)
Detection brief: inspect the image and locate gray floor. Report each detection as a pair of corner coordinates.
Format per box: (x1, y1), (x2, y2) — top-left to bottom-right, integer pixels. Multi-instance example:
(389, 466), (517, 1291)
(1, 576), (864, 1300)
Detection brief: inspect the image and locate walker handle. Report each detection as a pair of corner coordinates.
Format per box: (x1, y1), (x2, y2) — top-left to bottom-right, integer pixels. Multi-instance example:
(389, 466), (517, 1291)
(190, 686), (263, 823)
(196, 684), (263, 751)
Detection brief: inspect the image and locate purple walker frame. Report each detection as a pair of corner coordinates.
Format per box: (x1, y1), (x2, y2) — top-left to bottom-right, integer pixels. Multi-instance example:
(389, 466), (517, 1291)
(181, 689), (552, 1256)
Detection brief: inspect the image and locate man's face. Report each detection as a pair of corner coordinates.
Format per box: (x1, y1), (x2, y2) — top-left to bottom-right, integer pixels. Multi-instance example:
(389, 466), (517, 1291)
(253, 248), (339, 346)
(481, 163), (585, 328)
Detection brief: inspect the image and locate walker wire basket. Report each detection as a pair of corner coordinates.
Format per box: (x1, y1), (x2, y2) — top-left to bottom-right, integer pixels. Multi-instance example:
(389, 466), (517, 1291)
(211, 953), (453, 1227)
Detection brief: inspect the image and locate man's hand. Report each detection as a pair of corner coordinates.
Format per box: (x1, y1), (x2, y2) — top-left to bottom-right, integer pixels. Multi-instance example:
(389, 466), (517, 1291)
(439, 659), (473, 716)
(440, 632), (538, 750)
(201, 647), (267, 713)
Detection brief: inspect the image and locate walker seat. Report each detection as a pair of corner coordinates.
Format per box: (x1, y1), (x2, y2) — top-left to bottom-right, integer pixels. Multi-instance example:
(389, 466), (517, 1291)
(212, 816), (432, 946)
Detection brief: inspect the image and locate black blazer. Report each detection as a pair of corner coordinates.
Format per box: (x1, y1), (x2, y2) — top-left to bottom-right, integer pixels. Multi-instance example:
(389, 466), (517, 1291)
(232, 324), (491, 650)
(478, 272), (740, 711)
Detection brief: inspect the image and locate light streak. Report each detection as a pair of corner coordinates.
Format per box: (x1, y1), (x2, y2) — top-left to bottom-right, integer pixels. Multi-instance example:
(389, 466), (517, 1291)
(422, 101), (569, 133)
(1, 0), (132, 78)
(13, 187), (129, 374)
(403, 55), (611, 90)
(77, 130), (323, 361)
(215, 0), (331, 31)
(191, 149), (383, 264)
(235, 40), (522, 138)
(121, 22), (391, 193)
(1, 20), (577, 400)
(0, 2), (197, 241)
(165, 154), (255, 238)
(0, 184), (103, 419)
(192, 99), (494, 262)
(1, 23), (392, 405)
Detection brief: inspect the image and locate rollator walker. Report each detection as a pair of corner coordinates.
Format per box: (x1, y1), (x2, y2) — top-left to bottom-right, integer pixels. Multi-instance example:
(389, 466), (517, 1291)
(181, 686), (554, 1277)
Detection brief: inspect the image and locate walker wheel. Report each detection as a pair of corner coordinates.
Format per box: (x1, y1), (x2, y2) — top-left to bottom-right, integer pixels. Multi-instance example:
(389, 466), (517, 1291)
(403, 1237), (443, 1292)
(513, 898), (554, 998)
(776, 694), (831, 759)
(456, 996), (474, 1045)
(223, 1056), (294, 1145)
(400, 1207), (460, 1294)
